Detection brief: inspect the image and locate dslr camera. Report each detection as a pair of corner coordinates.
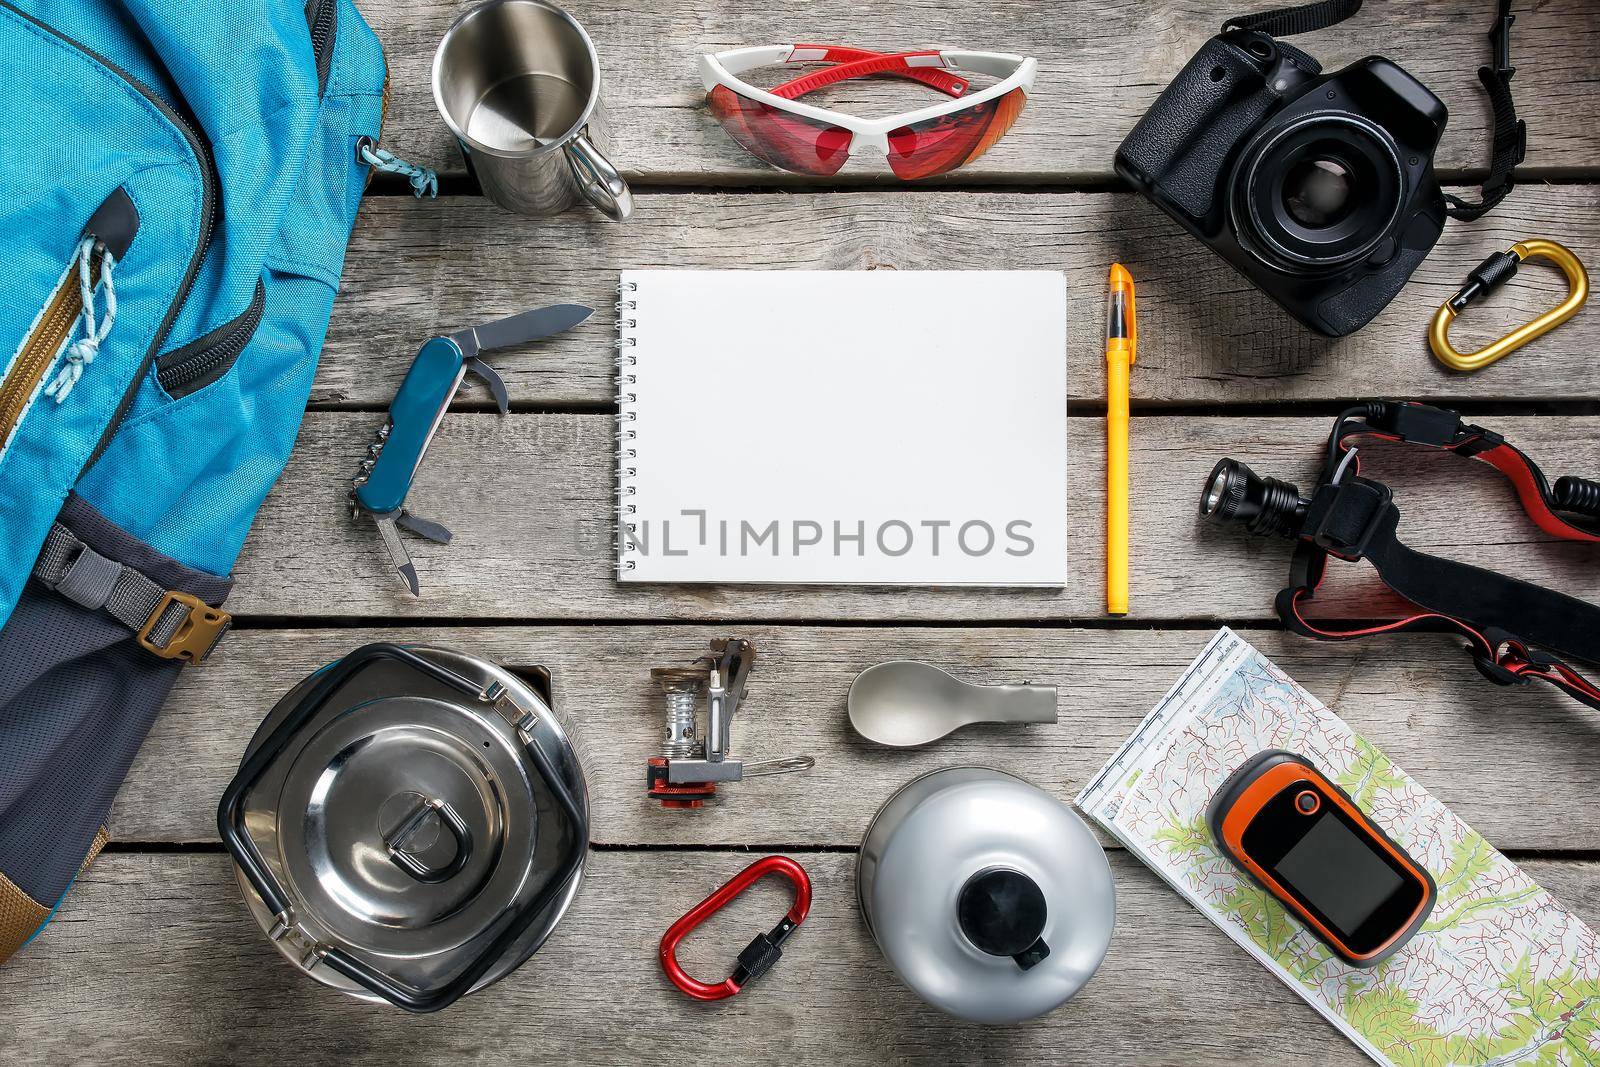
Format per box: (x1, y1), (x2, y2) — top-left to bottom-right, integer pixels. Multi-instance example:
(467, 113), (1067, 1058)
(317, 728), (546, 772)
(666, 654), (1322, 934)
(1116, 28), (1453, 337)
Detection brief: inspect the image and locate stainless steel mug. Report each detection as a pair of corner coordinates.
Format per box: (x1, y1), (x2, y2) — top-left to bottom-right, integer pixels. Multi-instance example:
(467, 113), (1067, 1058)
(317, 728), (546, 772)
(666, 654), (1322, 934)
(432, 0), (633, 220)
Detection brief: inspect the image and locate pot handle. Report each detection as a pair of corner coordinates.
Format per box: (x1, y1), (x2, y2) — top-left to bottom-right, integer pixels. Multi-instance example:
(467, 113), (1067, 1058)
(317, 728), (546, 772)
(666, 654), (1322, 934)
(384, 797), (473, 884)
(564, 130), (633, 221)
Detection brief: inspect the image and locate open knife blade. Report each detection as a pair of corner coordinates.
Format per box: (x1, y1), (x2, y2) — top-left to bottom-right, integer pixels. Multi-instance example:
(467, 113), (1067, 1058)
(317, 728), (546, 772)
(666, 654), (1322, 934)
(450, 303), (594, 360)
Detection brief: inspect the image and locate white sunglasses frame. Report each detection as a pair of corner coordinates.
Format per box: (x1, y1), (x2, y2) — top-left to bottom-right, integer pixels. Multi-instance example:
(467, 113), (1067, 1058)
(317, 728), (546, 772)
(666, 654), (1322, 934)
(697, 45), (1037, 161)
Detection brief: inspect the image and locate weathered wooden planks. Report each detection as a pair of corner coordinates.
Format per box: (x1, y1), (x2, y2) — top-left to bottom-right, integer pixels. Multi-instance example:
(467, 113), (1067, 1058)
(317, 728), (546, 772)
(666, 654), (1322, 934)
(119, 626), (1600, 850)
(226, 412), (1600, 621)
(358, 0), (1600, 183)
(14, 4), (1594, 1065)
(321, 186), (1600, 408)
(4, 850), (1595, 1065)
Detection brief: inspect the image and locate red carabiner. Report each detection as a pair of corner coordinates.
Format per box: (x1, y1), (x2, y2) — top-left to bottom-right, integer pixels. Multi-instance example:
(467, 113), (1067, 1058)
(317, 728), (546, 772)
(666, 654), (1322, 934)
(659, 855), (812, 1001)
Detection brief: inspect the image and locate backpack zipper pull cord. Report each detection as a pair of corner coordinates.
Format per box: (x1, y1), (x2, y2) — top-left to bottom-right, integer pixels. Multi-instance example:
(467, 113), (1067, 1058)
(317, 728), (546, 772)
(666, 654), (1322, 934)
(357, 138), (438, 199)
(45, 236), (117, 403)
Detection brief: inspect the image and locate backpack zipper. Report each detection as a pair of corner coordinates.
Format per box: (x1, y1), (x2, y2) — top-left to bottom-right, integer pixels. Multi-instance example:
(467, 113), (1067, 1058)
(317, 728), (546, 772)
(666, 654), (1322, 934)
(155, 280), (266, 398)
(0, 188), (139, 455)
(306, 0), (338, 94)
(0, 250), (101, 449)
(0, 2), (220, 472)
(155, 0), (335, 400)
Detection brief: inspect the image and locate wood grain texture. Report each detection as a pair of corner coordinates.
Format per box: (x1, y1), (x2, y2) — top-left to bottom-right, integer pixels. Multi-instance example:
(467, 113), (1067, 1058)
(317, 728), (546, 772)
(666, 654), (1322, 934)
(119, 626), (1600, 849)
(5, 851), (1596, 1065)
(19, 4), (1600, 1064)
(226, 412), (1600, 621)
(359, 0), (1600, 183)
(319, 186), (1600, 408)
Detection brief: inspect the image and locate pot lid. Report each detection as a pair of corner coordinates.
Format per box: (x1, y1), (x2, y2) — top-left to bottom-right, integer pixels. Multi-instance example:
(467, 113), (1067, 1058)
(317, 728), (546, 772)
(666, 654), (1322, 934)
(275, 692), (538, 956)
(226, 645), (589, 1010)
(858, 768), (1115, 1024)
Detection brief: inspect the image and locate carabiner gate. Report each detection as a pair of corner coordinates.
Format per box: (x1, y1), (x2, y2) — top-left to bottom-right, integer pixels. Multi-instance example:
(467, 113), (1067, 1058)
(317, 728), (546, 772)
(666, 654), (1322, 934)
(1430, 238), (1589, 373)
(659, 855), (812, 1001)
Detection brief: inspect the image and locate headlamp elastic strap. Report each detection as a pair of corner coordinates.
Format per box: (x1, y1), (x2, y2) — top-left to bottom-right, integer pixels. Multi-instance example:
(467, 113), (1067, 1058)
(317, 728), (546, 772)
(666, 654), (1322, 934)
(1283, 511), (1600, 714)
(1333, 402), (1600, 542)
(1280, 402), (1600, 714)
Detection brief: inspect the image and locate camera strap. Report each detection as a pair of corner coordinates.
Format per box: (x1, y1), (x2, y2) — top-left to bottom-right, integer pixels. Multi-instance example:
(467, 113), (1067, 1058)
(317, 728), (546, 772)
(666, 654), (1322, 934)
(1223, 0), (1526, 222)
(1223, 0), (1365, 37)
(1278, 402), (1600, 713)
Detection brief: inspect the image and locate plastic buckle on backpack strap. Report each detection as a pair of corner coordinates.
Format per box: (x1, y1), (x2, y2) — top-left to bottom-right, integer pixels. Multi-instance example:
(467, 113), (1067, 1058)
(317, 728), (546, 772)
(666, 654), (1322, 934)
(137, 590), (232, 664)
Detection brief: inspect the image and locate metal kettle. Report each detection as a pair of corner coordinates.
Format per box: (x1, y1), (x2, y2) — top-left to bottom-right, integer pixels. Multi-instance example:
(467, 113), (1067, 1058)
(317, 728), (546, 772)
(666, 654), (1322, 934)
(218, 644), (588, 1013)
(857, 767), (1115, 1023)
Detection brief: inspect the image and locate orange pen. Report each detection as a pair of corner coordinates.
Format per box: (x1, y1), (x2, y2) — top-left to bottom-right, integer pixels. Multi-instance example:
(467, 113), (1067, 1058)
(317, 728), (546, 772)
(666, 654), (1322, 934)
(1106, 264), (1136, 615)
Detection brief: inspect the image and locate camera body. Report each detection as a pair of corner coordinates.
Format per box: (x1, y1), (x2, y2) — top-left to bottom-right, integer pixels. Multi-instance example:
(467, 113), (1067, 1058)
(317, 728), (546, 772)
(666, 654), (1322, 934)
(1115, 29), (1450, 337)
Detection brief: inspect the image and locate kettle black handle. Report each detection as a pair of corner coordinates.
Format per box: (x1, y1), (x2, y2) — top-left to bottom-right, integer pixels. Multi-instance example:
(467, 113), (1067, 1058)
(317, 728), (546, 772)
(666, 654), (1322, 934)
(216, 643), (587, 1013)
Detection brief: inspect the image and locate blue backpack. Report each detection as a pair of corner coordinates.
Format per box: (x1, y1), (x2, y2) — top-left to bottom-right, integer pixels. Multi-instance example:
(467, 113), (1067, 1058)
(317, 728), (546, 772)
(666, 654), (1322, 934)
(0, 0), (408, 960)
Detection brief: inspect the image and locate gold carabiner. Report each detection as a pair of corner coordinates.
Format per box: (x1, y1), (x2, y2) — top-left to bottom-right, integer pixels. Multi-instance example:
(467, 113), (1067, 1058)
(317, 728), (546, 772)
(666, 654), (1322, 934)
(1429, 239), (1589, 373)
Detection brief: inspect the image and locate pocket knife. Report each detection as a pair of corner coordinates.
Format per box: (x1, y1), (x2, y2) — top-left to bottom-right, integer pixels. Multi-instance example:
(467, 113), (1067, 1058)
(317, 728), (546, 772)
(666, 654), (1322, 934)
(350, 304), (593, 595)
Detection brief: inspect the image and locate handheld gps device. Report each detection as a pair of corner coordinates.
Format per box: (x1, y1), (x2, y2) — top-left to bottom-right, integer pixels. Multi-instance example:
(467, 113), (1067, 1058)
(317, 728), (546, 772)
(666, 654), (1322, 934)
(1207, 750), (1436, 967)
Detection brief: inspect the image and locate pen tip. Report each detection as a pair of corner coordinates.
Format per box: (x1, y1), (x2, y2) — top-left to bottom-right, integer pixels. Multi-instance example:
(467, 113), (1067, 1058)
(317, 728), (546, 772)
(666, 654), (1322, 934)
(1109, 262), (1133, 287)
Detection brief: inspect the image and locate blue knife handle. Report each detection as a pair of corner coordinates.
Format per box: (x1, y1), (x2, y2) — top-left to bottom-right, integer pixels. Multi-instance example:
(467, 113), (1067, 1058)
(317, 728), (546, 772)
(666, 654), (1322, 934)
(357, 336), (464, 515)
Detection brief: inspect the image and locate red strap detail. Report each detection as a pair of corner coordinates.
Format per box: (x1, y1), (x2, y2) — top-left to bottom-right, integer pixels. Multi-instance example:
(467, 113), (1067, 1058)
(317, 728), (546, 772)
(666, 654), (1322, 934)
(1338, 431), (1600, 544)
(1286, 587), (1493, 654)
(1531, 663), (1600, 704)
(1475, 443), (1600, 543)
(1495, 643), (1600, 708)
(772, 47), (968, 100)
(1287, 586), (1600, 710)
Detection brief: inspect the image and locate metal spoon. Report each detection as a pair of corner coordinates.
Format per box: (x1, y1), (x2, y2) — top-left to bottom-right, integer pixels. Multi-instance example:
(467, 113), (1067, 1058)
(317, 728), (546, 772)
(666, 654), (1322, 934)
(847, 661), (1058, 747)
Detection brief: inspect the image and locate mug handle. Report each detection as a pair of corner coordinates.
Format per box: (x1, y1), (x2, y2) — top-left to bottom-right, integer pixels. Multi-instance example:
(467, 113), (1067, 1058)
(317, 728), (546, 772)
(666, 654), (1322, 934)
(565, 129), (633, 221)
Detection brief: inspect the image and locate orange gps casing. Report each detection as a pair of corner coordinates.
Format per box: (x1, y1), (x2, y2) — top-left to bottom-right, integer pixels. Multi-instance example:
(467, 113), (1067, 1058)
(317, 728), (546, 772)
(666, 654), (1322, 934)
(1206, 750), (1436, 968)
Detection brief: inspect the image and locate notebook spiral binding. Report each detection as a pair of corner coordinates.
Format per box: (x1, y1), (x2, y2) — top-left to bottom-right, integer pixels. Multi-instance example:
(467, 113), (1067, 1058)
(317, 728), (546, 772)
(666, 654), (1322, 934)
(614, 280), (639, 574)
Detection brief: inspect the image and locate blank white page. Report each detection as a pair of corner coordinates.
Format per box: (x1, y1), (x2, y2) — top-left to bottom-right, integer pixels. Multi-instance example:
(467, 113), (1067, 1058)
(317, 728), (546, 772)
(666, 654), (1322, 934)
(617, 270), (1067, 586)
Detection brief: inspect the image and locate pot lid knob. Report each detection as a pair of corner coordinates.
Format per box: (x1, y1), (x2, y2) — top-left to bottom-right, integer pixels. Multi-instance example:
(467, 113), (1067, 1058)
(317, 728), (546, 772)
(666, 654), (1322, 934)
(956, 868), (1050, 971)
(382, 796), (474, 884)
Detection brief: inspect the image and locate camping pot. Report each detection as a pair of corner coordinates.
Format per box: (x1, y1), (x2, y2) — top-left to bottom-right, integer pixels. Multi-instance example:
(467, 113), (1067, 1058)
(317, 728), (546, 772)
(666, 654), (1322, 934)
(432, 0), (632, 219)
(219, 643), (588, 1013)
(857, 768), (1115, 1023)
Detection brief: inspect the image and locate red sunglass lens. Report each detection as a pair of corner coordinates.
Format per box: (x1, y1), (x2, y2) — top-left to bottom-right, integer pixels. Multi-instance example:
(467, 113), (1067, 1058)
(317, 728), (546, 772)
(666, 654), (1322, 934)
(707, 85), (852, 176)
(885, 87), (1027, 180)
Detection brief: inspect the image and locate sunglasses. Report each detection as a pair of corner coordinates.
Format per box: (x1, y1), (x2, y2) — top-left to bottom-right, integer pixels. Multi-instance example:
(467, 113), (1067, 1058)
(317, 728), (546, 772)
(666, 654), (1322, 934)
(698, 44), (1036, 180)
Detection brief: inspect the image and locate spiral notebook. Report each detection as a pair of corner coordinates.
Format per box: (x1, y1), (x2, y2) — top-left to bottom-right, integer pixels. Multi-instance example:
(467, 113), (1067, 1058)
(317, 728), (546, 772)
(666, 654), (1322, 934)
(614, 270), (1068, 585)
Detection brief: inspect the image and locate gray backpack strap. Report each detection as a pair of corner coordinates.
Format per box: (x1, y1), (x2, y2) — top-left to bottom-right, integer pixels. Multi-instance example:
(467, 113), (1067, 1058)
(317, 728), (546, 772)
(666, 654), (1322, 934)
(33, 522), (231, 664)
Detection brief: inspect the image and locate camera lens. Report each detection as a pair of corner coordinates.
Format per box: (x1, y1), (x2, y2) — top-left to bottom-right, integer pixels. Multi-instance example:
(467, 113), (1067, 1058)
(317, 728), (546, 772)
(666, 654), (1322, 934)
(1282, 157), (1354, 229)
(1199, 459), (1309, 539)
(1232, 114), (1404, 272)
